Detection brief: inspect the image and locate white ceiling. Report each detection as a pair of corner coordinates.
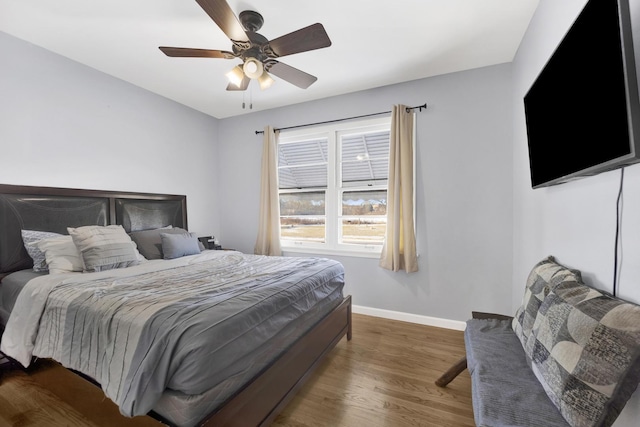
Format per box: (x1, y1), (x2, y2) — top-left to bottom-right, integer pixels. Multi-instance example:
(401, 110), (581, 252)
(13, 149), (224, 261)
(0, 0), (539, 119)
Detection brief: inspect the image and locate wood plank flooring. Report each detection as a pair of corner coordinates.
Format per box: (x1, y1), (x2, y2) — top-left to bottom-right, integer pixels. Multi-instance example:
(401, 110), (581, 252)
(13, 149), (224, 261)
(0, 314), (473, 427)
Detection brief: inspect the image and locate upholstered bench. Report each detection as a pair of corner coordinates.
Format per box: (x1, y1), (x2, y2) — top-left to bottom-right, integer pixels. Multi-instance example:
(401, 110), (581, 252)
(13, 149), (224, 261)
(437, 256), (640, 427)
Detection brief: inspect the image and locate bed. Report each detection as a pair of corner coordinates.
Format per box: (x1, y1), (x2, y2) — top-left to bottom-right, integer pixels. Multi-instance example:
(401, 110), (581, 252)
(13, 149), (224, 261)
(0, 183), (352, 427)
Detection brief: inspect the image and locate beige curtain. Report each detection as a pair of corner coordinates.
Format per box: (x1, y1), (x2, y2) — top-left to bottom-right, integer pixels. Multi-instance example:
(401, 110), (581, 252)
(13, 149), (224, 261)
(379, 105), (418, 272)
(254, 126), (282, 256)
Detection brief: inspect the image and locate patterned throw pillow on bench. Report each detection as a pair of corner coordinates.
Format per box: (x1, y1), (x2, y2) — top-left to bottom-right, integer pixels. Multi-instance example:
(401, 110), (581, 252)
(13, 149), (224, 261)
(528, 277), (640, 427)
(512, 256), (583, 359)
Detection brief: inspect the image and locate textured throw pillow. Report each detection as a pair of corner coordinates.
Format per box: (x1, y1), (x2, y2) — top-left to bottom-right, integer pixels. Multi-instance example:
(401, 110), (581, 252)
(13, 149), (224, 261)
(21, 230), (62, 272)
(512, 256), (583, 358)
(36, 235), (84, 274)
(129, 226), (192, 260)
(528, 280), (640, 427)
(68, 225), (141, 272)
(160, 232), (201, 259)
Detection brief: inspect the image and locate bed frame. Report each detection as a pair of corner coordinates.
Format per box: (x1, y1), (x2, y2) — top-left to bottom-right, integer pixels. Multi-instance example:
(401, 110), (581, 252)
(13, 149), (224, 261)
(0, 183), (352, 427)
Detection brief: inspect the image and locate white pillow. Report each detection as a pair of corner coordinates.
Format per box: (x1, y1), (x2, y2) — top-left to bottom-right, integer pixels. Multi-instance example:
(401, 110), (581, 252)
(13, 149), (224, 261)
(68, 225), (142, 272)
(36, 236), (84, 274)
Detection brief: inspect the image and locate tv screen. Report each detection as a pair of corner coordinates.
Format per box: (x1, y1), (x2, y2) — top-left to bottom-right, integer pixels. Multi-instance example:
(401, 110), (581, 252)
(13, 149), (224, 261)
(524, 0), (640, 188)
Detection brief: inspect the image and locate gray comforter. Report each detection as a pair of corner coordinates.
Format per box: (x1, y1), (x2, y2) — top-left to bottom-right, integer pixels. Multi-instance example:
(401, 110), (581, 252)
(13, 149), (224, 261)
(0, 251), (344, 417)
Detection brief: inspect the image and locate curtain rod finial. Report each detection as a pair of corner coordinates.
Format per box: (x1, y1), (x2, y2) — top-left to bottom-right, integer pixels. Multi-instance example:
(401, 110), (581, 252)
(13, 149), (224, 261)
(405, 103), (428, 113)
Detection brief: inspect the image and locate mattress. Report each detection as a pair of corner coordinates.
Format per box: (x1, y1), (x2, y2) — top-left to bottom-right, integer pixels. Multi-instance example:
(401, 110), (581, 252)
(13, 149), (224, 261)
(152, 283), (343, 427)
(0, 251), (345, 425)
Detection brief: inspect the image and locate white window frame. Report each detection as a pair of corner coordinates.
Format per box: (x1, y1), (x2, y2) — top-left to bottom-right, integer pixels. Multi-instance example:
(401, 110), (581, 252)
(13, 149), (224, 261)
(278, 117), (391, 258)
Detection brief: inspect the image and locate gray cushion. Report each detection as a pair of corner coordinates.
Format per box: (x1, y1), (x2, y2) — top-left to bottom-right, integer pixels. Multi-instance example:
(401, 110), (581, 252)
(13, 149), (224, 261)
(160, 232), (201, 259)
(465, 318), (570, 427)
(21, 229), (62, 272)
(128, 227), (187, 260)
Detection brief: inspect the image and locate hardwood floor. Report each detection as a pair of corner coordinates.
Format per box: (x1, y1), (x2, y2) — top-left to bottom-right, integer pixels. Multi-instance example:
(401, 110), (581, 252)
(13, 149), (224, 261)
(0, 359), (160, 427)
(273, 314), (474, 427)
(0, 314), (474, 427)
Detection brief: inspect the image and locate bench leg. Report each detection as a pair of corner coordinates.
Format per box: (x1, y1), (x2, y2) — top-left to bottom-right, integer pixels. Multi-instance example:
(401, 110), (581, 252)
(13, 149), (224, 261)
(435, 356), (467, 387)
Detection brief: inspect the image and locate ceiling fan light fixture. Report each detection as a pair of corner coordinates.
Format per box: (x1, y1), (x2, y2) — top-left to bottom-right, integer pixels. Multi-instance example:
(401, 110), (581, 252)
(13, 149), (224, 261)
(243, 57), (264, 79)
(226, 65), (245, 87)
(258, 71), (275, 90)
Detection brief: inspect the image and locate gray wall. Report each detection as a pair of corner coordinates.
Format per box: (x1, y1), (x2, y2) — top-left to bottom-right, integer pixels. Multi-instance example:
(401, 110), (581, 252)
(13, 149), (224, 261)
(1, 29), (515, 322)
(217, 64), (515, 322)
(512, 0), (640, 422)
(0, 32), (220, 236)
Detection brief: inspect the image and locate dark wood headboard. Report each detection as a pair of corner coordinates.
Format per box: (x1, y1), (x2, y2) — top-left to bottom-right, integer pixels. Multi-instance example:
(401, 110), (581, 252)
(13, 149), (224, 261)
(0, 184), (187, 277)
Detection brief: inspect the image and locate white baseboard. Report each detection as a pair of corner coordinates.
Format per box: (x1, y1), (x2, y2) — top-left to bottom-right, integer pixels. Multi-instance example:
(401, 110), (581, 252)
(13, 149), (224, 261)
(352, 305), (466, 331)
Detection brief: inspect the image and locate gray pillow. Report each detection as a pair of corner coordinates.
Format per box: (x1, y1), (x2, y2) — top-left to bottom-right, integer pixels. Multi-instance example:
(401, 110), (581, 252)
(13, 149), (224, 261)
(160, 232), (201, 259)
(21, 230), (63, 272)
(129, 227), (189, 260)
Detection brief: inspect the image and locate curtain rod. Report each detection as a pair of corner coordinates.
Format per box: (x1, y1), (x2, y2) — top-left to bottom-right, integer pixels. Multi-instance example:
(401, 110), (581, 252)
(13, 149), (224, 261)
(254, 103), (427, 135)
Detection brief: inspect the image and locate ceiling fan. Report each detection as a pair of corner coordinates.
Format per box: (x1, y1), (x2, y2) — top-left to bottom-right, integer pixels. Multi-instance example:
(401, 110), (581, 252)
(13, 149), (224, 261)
(159, 0), (332, 91)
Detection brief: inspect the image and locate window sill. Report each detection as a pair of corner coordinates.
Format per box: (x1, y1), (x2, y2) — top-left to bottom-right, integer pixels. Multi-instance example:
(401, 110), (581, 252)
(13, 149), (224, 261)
(281, 246), (382, 259)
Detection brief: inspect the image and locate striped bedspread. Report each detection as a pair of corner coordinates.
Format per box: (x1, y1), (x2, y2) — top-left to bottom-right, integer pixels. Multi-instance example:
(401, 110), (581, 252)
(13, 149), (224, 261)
(0, 251), (345, 417)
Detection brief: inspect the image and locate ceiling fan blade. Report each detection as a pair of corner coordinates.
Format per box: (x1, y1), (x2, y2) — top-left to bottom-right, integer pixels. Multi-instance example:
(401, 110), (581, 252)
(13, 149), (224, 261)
(196, 0), (249, 42)
(226, 75), (250, 91)
(268, 61), (318, 89)
(268, 23), (331, 58)
(159, 47), (234, 59)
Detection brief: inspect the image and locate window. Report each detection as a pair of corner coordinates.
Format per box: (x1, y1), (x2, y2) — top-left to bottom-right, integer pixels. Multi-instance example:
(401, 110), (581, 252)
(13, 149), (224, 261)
(278, 117), (391, 256)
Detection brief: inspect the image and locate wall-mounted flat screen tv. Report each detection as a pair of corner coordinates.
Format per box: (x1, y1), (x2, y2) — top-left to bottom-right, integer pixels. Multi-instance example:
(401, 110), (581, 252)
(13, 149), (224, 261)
(524, 0), (640, 188)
